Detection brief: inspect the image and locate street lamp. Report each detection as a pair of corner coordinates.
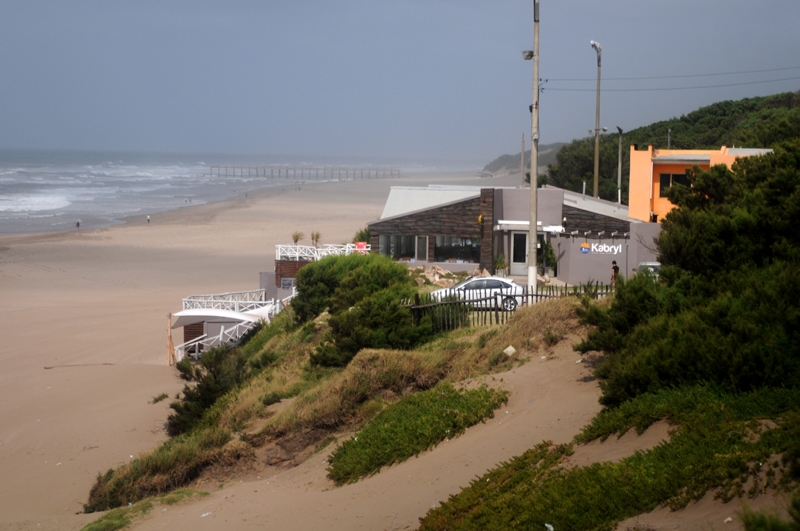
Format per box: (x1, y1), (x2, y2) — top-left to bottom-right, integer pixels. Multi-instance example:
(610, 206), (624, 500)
(522, 0), (539, 290)
(616, 126), (623, 205)
(591, 40), (602, 198)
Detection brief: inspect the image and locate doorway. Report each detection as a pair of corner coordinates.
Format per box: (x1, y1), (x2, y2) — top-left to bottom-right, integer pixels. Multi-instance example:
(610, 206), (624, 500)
(510, 232), (528, 276)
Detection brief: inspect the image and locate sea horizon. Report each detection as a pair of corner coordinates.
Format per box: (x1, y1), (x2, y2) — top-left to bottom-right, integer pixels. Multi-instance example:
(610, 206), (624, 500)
(0, 148), (482, 235)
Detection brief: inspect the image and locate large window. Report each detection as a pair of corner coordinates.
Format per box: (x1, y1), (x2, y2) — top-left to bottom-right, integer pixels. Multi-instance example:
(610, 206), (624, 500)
(659, 173), (691, 197)
(379, 235), (427, 262)
(433, 236), (480, 263)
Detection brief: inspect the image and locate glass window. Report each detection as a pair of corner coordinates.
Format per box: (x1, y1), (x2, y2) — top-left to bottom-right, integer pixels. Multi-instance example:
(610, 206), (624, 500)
(484, 279), (504, 289)
(433, 236), (481, 263)
(660, 173), (691, 196)
(378, 234), (415, 260)
(416, 236), (428, 261)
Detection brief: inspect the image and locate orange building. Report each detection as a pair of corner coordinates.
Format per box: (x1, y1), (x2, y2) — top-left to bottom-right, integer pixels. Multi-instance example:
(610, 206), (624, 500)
(628, 145), (772, 222)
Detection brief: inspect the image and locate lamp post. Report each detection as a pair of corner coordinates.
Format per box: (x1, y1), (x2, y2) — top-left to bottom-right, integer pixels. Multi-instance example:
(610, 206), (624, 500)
(591, 40), (602, 198)
(616, 126), (623, 205)
(522, 0), (539, 290)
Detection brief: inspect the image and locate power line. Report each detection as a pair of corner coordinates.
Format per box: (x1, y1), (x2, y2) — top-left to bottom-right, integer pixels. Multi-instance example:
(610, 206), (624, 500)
(543, 76), (800, 93)
(547, 65), (800, 82)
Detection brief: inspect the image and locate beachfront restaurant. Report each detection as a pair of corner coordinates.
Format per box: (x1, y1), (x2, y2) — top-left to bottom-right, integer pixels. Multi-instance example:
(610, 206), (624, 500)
(367, 185), (661, 285)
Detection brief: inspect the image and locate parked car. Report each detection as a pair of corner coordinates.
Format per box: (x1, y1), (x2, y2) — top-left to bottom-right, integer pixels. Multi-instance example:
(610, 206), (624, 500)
(431, 276), (524, 311)
(634, 261), (661, 279)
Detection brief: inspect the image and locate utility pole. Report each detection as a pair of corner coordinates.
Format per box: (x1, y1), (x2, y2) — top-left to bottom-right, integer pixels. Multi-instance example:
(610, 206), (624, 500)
(616, 126), (623, 205)
(529, 0), (540, 289)
(520, 133), (525, 185)
(591, 40), (602, 198)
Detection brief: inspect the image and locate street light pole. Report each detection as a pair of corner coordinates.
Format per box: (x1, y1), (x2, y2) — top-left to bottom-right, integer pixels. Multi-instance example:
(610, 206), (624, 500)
(527, 1), (540, 290)
(616, 126), (623, 205)
(591, 40), (602, 198)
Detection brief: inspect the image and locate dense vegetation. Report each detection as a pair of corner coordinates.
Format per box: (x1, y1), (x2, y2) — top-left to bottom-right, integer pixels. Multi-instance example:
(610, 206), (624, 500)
(576, 139), (800, 406)
(503, 91), (800, 202)
(293, 253), (434, 366)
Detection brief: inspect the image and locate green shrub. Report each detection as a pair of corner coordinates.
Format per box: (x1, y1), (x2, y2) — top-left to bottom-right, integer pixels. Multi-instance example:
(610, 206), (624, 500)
(312, 285), (433, 367)
(168, 345), (249, 436)
(327, 383), (508, 484)
(292, 253), (412, 323)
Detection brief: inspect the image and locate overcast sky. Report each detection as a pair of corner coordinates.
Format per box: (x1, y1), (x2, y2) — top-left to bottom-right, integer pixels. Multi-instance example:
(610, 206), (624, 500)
(1, 1), (799, 165)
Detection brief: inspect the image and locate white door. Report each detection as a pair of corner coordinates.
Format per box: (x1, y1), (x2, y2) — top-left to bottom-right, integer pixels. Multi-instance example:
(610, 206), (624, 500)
(510, 232), (528, 276)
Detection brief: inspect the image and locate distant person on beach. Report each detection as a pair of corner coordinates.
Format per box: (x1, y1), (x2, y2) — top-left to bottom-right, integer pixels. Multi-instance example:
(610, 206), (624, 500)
(147, 215), (150, 224)
(76, 221), (80, 229)
(611, 260), (620, 285)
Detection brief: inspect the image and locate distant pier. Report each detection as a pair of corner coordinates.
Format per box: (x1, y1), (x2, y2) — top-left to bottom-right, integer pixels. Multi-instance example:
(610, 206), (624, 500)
(205, 166), (400, 180)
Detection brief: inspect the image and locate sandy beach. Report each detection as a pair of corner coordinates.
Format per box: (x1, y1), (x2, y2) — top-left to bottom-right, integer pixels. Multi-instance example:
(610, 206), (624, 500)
(1, 171), (528, 529)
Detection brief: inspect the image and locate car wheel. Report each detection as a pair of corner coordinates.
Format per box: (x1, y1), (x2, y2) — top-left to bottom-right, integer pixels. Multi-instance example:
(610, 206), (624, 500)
(502, 297), (517, 311)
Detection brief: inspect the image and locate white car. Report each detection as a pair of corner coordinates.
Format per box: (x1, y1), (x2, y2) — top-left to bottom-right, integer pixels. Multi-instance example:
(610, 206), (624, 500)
(634, 261), (661, 279)
(431, 276), (524, 311)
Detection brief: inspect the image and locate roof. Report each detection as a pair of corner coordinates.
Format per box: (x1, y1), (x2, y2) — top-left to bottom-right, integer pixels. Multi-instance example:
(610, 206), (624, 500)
(171, 308), (270, 329)
(652, 154), (710, 164)
(559, 187), (634, 223)
(727, 148), (773, 156)
(379, 186), (480, 219)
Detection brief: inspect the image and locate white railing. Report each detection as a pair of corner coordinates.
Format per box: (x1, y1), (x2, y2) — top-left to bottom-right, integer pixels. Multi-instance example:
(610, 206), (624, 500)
(276, 243), (371, 261)
(183, 289), (267, 312)
(174, 289), (297, 363)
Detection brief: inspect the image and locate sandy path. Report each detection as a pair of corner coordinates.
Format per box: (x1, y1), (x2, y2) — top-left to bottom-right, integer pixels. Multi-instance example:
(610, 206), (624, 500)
(0, 171), (521, 530)
(132, 338), (602, 531)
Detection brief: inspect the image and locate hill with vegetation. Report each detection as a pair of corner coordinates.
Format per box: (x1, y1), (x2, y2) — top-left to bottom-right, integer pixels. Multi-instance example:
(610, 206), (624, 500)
(482, 142), (566, 174)
(489, 91), (800, 203)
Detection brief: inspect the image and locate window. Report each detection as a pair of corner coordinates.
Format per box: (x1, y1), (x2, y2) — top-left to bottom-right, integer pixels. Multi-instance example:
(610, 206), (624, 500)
(433, 236), (480, 263)
(378, 235), (428, 261)
(416, 236), (428, 261)
(659, 173), (691, 196)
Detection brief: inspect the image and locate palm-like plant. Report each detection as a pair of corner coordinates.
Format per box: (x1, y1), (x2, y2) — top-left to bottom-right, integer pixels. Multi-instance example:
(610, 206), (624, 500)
(311, 231), (321, 247)
(292, 231), (305, 244)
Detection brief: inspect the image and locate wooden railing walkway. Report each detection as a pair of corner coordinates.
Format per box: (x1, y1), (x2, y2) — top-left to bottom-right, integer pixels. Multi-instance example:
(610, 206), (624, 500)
(405, 283), (614, 333)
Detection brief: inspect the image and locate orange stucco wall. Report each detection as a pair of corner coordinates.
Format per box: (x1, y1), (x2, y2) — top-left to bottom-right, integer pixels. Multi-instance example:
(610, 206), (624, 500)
(628, 146), (750, 222)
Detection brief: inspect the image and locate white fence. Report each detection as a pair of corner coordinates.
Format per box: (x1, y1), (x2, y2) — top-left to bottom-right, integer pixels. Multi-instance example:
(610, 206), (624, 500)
(173, 290), (296, 363)
(182, 289), (267, 312)
(276, 243), (371, 261)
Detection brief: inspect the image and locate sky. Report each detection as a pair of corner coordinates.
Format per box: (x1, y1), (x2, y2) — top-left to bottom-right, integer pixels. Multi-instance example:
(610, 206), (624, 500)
(1, 1), (799, 166)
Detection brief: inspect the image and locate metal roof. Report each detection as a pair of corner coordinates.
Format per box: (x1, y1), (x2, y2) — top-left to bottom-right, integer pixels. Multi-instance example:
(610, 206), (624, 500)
(727, 148), (773, 156)
(379, 186), (480, 219)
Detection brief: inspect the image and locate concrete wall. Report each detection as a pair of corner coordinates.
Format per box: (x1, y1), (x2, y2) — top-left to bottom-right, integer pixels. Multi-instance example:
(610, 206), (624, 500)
(554, 222), (660, 285)
(498, 187), (563, 226)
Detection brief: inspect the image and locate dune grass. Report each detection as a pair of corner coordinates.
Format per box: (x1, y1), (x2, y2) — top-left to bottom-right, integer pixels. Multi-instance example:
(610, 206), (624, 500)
(419, 386), (800, 531)
(81, 489), (208, 531)
(327, 383), (508, 485)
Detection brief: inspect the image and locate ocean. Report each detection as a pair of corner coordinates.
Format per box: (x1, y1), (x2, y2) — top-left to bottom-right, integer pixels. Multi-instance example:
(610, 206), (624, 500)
(0, 149), (479, 235)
